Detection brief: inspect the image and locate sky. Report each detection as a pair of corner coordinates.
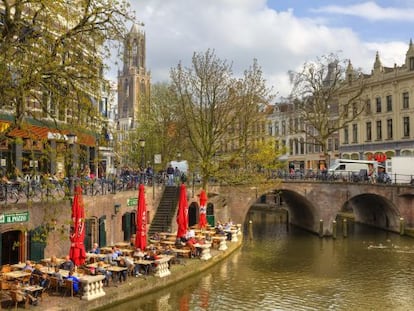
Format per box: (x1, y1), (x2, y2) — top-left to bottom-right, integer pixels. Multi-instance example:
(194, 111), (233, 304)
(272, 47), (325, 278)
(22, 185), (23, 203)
(108, 0), (414, 100)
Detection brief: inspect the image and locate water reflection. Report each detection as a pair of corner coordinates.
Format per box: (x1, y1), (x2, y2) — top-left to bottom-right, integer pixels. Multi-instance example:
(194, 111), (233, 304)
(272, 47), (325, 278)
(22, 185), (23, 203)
(101, 209), (414, 311)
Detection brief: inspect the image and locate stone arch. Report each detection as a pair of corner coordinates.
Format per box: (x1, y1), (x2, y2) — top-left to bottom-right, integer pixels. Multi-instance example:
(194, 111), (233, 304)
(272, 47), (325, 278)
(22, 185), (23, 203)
(341, 193), (400, 232)
(276, 189), (320, 233)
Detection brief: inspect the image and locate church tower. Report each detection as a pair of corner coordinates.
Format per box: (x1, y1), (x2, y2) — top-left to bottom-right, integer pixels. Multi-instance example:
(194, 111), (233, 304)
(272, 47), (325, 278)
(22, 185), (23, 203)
(117, 23), (151, 132)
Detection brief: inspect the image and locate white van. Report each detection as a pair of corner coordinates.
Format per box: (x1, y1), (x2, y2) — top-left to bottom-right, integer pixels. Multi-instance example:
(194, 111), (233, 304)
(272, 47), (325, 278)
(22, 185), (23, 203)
(328, 159), (378, 180)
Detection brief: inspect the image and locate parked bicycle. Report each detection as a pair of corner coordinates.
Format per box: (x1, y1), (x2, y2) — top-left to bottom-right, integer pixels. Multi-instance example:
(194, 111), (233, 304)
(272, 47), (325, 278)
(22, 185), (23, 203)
(0, 182), (19, 204)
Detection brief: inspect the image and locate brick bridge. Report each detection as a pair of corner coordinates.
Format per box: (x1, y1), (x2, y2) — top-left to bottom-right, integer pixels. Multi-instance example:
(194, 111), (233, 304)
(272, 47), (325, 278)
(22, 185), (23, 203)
(209, 181), (414, 237)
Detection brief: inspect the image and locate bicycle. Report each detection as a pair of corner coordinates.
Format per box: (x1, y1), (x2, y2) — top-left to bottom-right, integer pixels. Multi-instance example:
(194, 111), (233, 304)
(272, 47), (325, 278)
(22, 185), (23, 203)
(0, 182), (19, 204)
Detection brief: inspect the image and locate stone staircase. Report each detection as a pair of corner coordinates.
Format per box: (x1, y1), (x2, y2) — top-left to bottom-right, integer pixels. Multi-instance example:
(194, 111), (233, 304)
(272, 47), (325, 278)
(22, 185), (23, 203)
(148, 186), (179, 236)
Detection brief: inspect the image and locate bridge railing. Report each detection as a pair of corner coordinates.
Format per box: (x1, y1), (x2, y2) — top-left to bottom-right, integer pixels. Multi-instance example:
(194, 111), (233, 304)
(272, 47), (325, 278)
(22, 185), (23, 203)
(275, 169), (414, 186)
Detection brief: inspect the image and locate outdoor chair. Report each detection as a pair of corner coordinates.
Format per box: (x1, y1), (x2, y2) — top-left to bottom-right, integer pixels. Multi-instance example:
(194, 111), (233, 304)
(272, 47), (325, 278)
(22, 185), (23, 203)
(63, 279), (73, 297)
(9, 290), (29, 310)
(49, 277), (63, 295)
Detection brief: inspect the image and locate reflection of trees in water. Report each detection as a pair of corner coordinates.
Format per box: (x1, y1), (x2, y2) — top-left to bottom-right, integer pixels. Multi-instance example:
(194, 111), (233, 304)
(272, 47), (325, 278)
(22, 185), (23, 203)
(245, 209), (289, 238)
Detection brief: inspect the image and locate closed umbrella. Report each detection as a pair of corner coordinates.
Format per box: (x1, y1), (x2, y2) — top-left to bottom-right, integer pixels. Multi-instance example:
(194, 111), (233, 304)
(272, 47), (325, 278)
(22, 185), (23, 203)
(176, 183), (188, 239)
(69, 185), (86, 266)
(135, 184), (147, 250)
(198, 189), (208, 229)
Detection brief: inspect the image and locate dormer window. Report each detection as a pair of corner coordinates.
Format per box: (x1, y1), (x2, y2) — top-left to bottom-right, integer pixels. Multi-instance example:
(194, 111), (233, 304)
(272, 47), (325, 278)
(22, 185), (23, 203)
(410, 57), (414, 70)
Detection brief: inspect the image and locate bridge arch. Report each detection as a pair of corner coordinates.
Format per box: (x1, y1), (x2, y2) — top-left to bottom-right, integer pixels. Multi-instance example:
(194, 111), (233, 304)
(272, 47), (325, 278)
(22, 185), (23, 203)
(344, 193), (400, 231)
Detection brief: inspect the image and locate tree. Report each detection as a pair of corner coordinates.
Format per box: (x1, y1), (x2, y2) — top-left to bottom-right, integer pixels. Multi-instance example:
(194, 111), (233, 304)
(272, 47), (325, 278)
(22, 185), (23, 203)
(288, 53), (365, 165)
(170, 49), (276, 190)
(0, 0), (134, 131)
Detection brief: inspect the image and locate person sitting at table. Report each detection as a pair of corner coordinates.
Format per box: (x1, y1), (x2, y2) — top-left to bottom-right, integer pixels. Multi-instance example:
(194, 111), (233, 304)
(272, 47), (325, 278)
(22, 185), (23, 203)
(96, 261), (111, 286)
(186, 236), (198, 258)
(113, 246), (123, 257)
(22, 260), (33, 272)
(89, 243), (100, 254)
(224, 222), (232, 241)
(11, 279), (38, 306)
(38, 273), (50, 293)
(52, 267), (63, 286)
(49, 255), (59, 268)
(66, 270), (80, 295)
(117, 258), (128, 282)
(60, 255), (74, 271)
(104, 249), (116, 266)
(30, 264), (43, 284)
(133, 247), (145, 259)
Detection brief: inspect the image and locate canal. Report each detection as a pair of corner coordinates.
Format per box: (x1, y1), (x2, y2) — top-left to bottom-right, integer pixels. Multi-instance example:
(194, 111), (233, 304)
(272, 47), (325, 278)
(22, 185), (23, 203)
(102, 208), (414, 310)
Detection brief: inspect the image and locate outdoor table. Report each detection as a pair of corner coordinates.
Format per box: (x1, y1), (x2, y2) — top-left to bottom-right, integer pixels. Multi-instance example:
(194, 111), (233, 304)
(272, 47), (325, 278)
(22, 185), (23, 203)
(171, 248), (191, 258)
(119, 249), (134, 256)
(41, 257), (65, 266)
(3, 271), (31, 280)
(100, 247), (112, 254)
(194, 243), (212, 260)
(86, 262), (110, 269)
(160, 240), (175, 246)
(212, 235), (228, 251)
(86, 253), (106, 262)
(153, 256), (172, 278)
(134, 259), (154, 275)
(23, 284), (43, 297)
(10, 263), (26, 270)
(115, 242), (130, 248)
(106, 266), (128, 283)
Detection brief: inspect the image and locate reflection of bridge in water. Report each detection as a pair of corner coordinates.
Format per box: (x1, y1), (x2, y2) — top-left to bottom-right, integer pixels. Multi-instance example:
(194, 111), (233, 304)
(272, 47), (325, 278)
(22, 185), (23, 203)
(211, 181), (414, 237)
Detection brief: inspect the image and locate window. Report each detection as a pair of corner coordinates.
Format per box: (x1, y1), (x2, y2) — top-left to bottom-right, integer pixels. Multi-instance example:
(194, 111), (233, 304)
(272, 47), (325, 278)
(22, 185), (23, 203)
(376, 97), (381, 113)
(410, 57), (414, 71)
(403, 116), (410, 137)
(366, 122), (372, 141)
(376, 120), (382, 140)
(344, 104), (349, 118)
(352, 124), (358, 143)
(281, 121), (286, 135)
(403, 92), (409, 109)
(274, 122), (279, 136)
(387, 119), (393, 139)
(352, 103), (358, 117)
(386, 95), (392, 112)
(344, 125), (349, 144)
(365, 99), (371, 115)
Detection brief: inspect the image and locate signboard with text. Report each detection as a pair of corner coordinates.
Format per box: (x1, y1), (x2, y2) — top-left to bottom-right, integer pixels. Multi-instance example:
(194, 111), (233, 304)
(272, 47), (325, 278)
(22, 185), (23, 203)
(127, 198), (138, 207)
(0, 211), (29, 224)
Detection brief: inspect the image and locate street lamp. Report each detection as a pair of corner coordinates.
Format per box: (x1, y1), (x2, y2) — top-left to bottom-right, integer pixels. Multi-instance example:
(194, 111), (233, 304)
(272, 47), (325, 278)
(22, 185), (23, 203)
(177, 152), (181, 162)
(139, 138), (145, 184)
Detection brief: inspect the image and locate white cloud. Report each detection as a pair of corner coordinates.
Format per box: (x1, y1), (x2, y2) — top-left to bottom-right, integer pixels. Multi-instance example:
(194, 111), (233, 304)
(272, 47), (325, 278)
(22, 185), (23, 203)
(106, 0), (411, 100)
(311, 1), (414, 22)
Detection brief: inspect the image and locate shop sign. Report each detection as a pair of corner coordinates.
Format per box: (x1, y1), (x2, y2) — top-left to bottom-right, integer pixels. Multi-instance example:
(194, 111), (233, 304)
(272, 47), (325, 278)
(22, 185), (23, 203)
(127, 198), (138, 206)
(0, 211), (29, 224)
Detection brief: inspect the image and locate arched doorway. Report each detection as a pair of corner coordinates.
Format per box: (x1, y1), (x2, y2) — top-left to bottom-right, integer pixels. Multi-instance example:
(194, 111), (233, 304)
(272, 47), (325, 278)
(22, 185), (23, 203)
(1, 230), (22, 265)
(188, 202), (198, 227)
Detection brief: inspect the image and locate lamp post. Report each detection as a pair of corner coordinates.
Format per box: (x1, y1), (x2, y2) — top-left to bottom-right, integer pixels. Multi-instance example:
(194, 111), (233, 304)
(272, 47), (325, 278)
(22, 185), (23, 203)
(139, 138), (145, 184)
(67, 133), (77, 195)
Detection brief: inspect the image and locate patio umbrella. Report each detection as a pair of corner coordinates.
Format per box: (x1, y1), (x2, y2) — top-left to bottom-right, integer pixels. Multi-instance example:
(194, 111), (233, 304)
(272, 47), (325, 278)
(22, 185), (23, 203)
(198, 189), (208, 229)
(69, 185), (86, 266)
(135, 184), (147, 250)
(176, 183), (189, 239)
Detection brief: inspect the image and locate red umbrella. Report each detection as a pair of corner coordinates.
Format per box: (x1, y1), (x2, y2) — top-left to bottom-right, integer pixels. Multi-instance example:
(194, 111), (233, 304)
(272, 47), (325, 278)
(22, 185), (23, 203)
(198, 189), (208, 229)
(135, 184), (147, 250)
(69, 185), (86, 266)
(176, 183), (188, 239)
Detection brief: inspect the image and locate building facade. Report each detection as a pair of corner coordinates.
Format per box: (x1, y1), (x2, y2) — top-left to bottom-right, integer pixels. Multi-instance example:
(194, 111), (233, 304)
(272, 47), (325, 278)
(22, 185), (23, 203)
(339, 40), (414, 161)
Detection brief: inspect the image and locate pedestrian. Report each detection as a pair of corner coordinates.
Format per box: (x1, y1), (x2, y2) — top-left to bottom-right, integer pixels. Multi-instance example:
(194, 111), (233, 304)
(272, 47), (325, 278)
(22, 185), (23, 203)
(166, 164), (174, 186)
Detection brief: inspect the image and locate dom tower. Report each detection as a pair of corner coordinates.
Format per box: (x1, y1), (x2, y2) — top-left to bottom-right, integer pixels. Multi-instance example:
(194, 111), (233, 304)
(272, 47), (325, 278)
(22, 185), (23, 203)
(117, 23), (151, 166)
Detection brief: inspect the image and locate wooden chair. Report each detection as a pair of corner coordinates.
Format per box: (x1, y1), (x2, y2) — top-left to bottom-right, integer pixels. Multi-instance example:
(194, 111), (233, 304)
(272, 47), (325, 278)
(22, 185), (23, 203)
(30, 274), (40, 285)
(49, 277), (63, 295)
(9, 290), (29, 310)
(63, 279), (73, 297)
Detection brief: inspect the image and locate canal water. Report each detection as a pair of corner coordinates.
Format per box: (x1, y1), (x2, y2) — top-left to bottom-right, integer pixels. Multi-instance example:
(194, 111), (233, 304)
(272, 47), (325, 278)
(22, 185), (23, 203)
(102, 209), (414, 310)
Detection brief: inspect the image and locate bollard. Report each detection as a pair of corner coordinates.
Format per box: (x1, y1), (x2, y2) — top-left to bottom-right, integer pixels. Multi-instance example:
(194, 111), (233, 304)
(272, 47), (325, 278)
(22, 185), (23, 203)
(248, 220), (253, 241)
(343, 218), (348, 238)
(400, 217), (405, 236)
(319, 219), (324, 238)
(332, 220), (337, 239)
